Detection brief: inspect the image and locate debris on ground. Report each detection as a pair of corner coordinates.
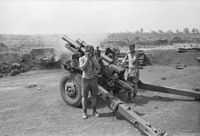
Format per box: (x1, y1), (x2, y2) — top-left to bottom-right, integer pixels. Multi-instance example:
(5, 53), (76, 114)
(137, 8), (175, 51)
(193, 88), (200, 92)
(177, 48), (188, 53)
(0, 48), (61, 78)
(37, 87), (41, 91)
(25, 83), (38, 88)
(0, 62), (24, 76)
(176, 64), (186, 70)
(161, 77), (167, 80)
(154, 106), (159, 109)
(196, 57), (200, 62)
(30, 48), (60, 69)
(177, 47), (200, 53)
(10, 63), (24, 76)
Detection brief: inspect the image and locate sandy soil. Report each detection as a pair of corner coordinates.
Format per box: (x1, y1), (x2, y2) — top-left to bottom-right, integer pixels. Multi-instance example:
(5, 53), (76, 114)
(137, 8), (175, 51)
(0, 66), (200, 136)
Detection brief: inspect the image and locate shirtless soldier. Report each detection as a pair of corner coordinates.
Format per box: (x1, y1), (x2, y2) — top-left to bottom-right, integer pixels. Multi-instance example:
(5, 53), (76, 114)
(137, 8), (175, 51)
(122, 44), (139, 99)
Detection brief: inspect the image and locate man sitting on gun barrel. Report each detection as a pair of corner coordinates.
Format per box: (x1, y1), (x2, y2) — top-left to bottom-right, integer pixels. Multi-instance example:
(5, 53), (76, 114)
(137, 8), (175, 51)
(79, 45), (101, 119)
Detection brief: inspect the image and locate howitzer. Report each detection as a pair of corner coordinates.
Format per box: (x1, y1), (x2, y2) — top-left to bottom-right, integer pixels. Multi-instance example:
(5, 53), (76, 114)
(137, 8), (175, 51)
(61, 35), (200, 100)
(60, 35), (169, 136)
(62, 35), (132, 90)
(60, 35), (200, 136)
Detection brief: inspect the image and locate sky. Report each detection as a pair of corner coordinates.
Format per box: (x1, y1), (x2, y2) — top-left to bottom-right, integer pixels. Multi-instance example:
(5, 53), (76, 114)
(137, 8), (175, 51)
(0, 0), (199, 34)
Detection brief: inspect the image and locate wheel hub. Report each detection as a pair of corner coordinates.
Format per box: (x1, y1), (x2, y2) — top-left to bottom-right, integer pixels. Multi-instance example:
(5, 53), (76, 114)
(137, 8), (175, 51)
(65, 82), (77, 98)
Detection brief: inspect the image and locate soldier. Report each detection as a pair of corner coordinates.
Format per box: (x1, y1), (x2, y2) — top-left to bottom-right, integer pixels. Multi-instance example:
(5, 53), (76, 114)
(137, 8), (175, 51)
(79, 45), (101, 119)
(105, 47), (114, 59)
(122, 44), (139, 99)
(95, 46), (101, 59)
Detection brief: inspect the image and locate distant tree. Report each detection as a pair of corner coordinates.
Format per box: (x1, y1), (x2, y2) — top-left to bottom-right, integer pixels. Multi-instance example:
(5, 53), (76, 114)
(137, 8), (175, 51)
(151, 30), (157, 34)
(176, 29), (180, 33)
(192, 28), (195, 33)
(135, 30), (140, 34)
(140, 28), (144, 33)
(192, 28), (199, 34)
(197, 29), (200, 34)
(135, 36), (140, 41)
(158, 30), (164, 33)
(167, 30), (173, 34)
(183, 27), (190, 34)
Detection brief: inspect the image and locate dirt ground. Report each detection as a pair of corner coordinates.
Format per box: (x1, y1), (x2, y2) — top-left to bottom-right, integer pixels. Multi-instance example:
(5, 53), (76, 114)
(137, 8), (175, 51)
(0, 65), (200, 136)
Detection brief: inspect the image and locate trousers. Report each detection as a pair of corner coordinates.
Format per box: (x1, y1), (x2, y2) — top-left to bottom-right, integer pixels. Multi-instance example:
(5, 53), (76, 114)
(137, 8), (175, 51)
(81, 77), (98, 113)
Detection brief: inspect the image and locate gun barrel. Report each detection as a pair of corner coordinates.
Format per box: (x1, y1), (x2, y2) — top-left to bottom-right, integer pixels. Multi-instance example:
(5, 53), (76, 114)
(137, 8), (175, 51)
(62, 35), (85, 55)
(63, 35), (81, 49)
(62, 35), (124, 73)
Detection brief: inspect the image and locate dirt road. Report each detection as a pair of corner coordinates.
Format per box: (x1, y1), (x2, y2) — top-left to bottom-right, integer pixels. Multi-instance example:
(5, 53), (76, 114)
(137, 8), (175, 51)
(0, 66), (200, 136)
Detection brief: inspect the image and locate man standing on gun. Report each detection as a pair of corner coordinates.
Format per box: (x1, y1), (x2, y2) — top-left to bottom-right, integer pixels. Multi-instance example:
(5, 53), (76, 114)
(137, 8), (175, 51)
(79, 45), (101, 119)
(122, 44), (139, 99)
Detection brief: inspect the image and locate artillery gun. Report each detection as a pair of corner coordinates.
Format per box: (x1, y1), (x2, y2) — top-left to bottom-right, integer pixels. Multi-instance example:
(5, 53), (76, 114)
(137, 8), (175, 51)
(59, 35), (200, 136)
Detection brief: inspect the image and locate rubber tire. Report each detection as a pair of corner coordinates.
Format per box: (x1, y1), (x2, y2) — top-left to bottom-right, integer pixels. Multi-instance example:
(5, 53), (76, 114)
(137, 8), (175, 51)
(60, 74), (82, 107)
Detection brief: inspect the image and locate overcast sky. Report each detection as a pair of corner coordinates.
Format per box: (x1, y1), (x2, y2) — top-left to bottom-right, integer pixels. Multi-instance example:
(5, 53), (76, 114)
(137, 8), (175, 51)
(0, 0), (199, 34)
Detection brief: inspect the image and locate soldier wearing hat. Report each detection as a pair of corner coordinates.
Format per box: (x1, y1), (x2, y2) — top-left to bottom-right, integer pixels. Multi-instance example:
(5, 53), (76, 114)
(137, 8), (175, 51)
(122, 43), (139, 99)
(79, 45), (101, 119)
